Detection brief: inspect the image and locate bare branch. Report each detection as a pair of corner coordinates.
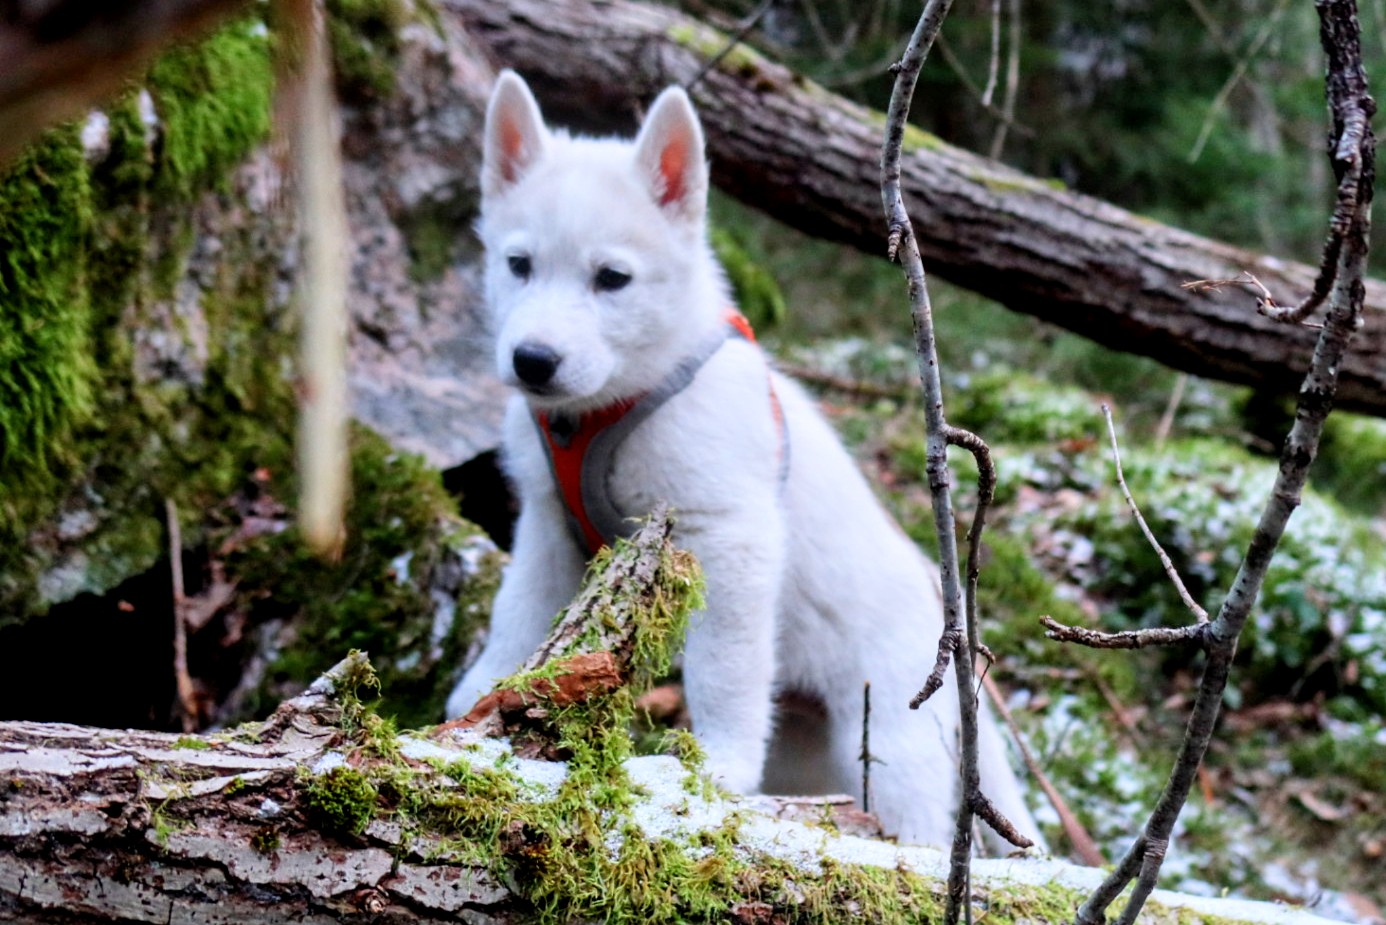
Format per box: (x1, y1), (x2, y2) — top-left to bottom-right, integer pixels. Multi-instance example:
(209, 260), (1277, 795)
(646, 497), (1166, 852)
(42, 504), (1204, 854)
(1075, 2), (1375, 921)
(981, 675), (1105, 866)
(686, 0), (775, 92)
(947, 424), (996, 688)
(166, 499), (198, 733)
(881, 2), (1011, 919)
(911, 624), (961, 708)
(1153, 373), (1188, 448)
(278, 0), (350, 558)
(1187, 0), (1289, 164)
(1101, 404), (1209, 623)
(1040, 616), (1207, 650)
(971, 792), (1032, 850)
(986, 0), (1020, 160)
(934, 35), (1035, 139)
(860, 681), (873, 813)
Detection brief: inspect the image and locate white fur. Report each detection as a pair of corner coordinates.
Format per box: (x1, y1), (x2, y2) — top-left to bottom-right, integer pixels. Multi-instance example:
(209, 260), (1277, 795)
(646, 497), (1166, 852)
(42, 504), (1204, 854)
(448, 71), (1044, 851)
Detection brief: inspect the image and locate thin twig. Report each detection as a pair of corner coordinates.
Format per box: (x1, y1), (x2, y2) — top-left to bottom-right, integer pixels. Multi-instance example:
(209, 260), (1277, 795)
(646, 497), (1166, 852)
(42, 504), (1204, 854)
(860, 680), (873, 814)
(934, 37), (1036, 138)
(881, 3), (990, 921)
(685, 0), (775, 91)
(166, 499), (198, 733)
(981, 673), (1106, 867)
(1186, 0), (1289, 164)
(987, 0), (1020, 160)
(1073, 4), (1374, 921)
(947, 424), (995, 694)
(913, 625), (960, 707)
(278, 0), (349, 559)
(1153, 373), (1188, 448)
(1102, 404), (1209, 623)
(913, 424), (994, 710)
(776, 363), (914, 401)
(980, 0), (1001, 107)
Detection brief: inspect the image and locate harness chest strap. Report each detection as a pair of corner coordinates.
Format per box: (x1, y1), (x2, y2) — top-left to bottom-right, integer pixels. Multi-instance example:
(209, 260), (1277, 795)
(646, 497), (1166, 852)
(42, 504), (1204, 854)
(533, 310), (787, 556)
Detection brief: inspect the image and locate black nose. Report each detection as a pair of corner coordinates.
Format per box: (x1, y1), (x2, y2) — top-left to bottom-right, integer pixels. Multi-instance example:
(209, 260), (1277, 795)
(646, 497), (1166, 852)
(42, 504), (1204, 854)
(513, 343), (562, 388)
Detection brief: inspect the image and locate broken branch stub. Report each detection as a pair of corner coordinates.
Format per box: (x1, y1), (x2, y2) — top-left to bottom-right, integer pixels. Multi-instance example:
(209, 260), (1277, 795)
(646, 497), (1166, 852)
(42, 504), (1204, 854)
(442, 504), (699, 741)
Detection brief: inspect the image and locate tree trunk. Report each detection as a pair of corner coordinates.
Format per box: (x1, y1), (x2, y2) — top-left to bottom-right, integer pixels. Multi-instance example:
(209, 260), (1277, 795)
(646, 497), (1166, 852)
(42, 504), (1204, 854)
(444, 0), (1386, 418)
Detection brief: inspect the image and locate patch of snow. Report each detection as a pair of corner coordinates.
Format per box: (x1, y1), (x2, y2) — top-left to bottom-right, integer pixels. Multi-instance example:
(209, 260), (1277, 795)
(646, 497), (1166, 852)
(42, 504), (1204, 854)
(312, 752), (347, 774)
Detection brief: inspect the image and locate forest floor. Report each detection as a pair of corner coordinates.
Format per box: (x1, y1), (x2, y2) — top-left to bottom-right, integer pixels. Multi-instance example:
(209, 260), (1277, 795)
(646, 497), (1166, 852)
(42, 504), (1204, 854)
(718, 191), (1386, 924)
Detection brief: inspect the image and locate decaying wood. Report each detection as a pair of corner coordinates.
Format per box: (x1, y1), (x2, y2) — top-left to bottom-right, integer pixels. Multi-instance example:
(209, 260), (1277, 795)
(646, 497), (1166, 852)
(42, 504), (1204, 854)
(0, 499), (689, 925)
(443, 504), (684, 739)
(0, 654), (512, 924)
(444, 0), (1386, 419)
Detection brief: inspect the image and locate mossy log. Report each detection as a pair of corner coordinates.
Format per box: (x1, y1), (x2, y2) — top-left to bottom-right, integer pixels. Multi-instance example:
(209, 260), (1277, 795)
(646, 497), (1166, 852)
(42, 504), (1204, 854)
(444, 0), (1386, 419)
(0, 516), (1349, 925)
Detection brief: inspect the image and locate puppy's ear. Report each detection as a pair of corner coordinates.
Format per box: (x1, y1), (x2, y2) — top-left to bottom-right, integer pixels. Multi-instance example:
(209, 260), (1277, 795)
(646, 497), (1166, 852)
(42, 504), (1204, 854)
(482, 70), (549, 197)
(633, 86), (708, 224)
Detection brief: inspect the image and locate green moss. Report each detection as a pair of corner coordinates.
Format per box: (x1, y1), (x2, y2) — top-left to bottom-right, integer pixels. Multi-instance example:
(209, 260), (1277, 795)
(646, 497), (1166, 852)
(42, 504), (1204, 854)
(0, 14), (283, 617)
(0, 129), (96, 498)
(172, 736), (211, 751)
(711, 225), (787, 330)
(901, 123), (948, 153)
(1313, 411), (1386, 514)
(399, 196), (483, 283)
(971, 167), (1065, 196)
(303, 765), (379, 837)
(226, 429), (499, 727)
(1288, 722), (1386, 793)
(251, 827), (281, 854)
(1, 1), (428, 618)
(146, 19), (274, 200)
(326, 0), (408, 102)
(950, 370), (1106, 445)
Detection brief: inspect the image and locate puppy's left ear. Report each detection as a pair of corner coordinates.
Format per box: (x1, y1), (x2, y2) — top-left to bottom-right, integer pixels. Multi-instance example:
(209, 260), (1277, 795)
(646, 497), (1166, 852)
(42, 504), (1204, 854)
(633, 87), (708, 224)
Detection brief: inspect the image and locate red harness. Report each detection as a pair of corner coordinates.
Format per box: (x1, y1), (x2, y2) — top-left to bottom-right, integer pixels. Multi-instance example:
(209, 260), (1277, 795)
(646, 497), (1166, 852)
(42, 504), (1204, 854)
(534, 310), (786, 556)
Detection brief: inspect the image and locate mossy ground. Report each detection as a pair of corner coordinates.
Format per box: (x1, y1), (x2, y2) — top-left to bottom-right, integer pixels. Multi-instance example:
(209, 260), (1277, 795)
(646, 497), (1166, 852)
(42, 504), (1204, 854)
(225, 426), (502, 728)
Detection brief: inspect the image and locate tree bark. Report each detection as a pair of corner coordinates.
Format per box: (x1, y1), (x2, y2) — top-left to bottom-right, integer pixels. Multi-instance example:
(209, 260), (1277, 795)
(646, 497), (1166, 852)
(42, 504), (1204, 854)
(0, 658), (514, 925)
(444, 0), (1386, 418)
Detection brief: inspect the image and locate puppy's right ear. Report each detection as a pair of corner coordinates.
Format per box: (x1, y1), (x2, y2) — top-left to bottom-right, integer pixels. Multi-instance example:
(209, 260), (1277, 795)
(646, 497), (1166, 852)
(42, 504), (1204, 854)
(482, 70), (548, 197)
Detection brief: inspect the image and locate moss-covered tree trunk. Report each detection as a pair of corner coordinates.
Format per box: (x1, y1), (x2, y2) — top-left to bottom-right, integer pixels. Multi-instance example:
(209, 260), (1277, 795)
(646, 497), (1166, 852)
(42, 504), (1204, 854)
(0, 0), (506, 729)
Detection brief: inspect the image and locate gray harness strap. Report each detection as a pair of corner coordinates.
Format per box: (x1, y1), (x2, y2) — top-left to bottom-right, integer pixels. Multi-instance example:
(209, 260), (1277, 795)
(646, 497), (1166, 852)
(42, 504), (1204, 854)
(533, 316), (786, 555)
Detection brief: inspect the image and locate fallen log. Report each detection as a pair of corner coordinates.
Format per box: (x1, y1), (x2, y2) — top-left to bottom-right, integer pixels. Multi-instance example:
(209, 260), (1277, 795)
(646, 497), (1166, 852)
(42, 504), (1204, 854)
(445, 0), (1386, 418)
(0, 511), (1358, 925)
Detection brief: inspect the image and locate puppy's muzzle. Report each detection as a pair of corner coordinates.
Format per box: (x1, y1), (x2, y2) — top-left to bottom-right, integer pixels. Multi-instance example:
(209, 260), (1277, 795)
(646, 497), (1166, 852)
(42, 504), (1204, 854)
(513, 343), (562, 390)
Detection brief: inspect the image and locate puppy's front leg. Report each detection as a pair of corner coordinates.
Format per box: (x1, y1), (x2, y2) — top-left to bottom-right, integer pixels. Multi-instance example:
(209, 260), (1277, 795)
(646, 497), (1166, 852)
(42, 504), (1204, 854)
(677, 506), (785, 793)
(445, 489), (586, 718)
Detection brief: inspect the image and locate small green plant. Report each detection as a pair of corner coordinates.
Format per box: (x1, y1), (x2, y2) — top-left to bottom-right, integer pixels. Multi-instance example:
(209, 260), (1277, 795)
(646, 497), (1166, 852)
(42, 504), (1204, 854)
(302, 765), (379, 837)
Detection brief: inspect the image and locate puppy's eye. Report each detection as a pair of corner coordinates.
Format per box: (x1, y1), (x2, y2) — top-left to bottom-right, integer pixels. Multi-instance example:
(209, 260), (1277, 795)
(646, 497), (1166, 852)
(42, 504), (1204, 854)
(594, 267), (631, 292)
(508, 255), (532, 279)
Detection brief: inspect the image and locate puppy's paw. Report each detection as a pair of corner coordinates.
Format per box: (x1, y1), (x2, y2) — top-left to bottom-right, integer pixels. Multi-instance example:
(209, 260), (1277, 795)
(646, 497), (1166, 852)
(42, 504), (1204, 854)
(701, 749), (763, 795)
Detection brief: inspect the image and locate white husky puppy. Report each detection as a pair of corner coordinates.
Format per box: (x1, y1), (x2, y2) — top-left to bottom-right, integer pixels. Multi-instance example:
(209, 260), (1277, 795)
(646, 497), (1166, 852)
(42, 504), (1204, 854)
(447, 70), (1042, 849)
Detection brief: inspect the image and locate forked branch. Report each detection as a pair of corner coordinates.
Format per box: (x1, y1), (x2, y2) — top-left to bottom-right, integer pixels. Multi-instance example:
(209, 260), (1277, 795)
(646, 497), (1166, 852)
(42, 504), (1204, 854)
(882, 3), (1031, 921)
(1067, 3), (1374, 923)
